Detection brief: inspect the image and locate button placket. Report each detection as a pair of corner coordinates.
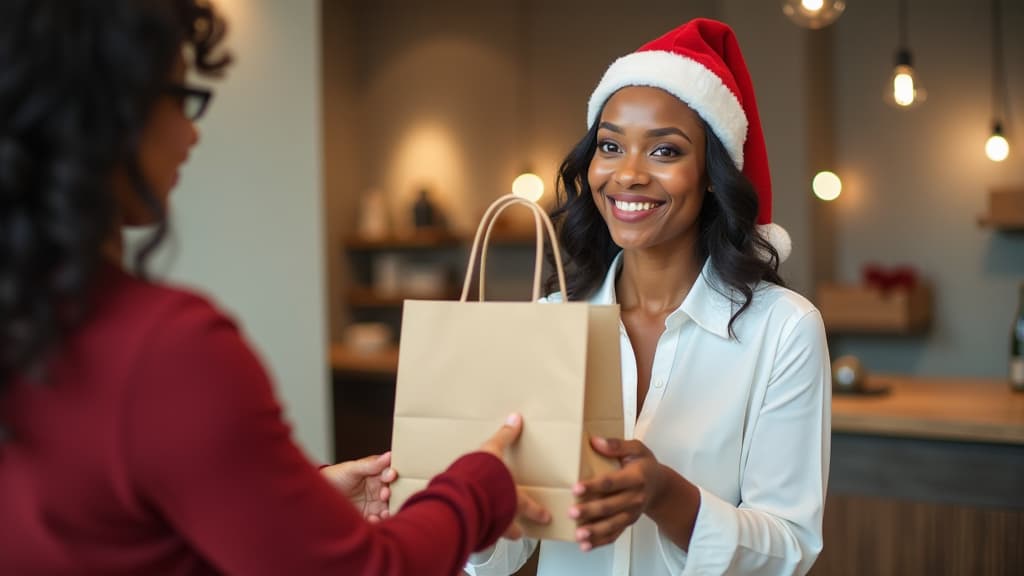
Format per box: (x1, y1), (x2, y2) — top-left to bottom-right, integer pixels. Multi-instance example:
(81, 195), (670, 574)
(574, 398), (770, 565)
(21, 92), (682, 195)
(637, 326), (680, 432)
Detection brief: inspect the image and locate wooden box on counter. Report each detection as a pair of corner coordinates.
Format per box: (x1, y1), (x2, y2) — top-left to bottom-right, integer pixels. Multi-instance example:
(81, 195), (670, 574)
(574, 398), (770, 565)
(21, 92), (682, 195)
(817, 283), (931, 334)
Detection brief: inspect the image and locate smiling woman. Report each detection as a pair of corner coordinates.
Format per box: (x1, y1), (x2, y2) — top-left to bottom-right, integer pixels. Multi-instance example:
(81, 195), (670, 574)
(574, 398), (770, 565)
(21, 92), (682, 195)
(467, 18), (830, 576)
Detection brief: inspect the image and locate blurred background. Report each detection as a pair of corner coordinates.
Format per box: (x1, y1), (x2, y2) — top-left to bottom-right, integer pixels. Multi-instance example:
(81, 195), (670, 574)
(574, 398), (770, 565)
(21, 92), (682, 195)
(152, 0), (1022, 573)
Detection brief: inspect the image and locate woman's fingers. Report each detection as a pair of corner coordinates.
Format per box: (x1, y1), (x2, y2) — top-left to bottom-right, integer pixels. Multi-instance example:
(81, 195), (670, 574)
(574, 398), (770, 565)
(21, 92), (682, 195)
(575, 509), (636, 550)
(573, 468), (642, 501)
(569, 489), (643, 525)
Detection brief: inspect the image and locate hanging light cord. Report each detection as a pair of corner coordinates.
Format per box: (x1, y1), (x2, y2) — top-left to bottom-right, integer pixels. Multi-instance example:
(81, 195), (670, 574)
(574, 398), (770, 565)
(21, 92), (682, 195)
(516, 0), (531, 158)
(991, 0), (1012, 131)
(898, 0), (909, 51)
(894, 0), (912, 67)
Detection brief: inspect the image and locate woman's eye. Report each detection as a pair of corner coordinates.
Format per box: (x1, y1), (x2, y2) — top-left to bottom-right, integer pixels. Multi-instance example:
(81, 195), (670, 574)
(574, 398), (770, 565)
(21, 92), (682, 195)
(652, 145), (680, 158)
(598, 141), (621, 154)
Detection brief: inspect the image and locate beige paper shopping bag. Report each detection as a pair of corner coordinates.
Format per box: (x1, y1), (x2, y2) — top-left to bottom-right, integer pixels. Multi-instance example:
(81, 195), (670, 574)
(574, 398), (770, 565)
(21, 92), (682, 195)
(388, 194), (623, 541)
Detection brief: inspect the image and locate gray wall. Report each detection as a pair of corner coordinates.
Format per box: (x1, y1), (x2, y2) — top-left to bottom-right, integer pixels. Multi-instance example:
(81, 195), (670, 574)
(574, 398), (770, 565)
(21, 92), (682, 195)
(831, 0), (1024, 377)
(323, 0), (359, 340)
(139, 0), (331, 460)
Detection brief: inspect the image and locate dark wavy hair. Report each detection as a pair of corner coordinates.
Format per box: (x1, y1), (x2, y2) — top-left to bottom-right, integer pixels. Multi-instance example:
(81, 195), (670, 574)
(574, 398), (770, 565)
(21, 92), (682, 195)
(546, 105), (784, 338)
(0, 0), (230, 406)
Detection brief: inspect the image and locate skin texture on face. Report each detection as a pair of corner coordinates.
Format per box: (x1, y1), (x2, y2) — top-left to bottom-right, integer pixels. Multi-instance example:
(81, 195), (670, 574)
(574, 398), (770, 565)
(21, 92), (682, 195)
(588, 86), (708, 258)
(117, 53), (200, 226)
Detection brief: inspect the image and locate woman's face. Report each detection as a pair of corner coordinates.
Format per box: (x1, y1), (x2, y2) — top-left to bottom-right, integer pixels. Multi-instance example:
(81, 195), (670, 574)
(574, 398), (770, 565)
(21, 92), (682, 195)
(118, 53), (200, 226)
(588, 86), (707, 253)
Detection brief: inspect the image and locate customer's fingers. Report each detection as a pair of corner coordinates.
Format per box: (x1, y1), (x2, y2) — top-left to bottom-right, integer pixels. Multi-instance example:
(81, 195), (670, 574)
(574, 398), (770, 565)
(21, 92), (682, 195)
(517, 488), (551, 525)
(502, 488), (550, 540)
(479, 413), (523, 458)
(346, 452), (391, 476)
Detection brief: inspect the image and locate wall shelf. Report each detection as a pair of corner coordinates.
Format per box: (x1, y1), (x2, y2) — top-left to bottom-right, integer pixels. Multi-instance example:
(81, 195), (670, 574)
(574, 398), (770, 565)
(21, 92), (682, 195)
(344, 230), (463, 251)
(347, 284), (460, 307)
(330, 342), (399, 375)
(817, 283), (932, 334)
(344, 229), (537, 251)
(978, 215), (1024, 231)
(977, 187), (1024, 231)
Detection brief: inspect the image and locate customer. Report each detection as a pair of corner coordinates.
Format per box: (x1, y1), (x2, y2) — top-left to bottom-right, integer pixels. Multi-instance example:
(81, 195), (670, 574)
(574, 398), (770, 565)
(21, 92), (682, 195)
(467, 18), (831, 576)
(0, 1), (546, 574)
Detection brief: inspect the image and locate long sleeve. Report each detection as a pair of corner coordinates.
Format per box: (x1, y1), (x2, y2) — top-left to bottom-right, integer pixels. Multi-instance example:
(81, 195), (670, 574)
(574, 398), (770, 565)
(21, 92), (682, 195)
(122, 295), (516, 576)
(661, 309), (831, 575)
(464, 537), (539, 575)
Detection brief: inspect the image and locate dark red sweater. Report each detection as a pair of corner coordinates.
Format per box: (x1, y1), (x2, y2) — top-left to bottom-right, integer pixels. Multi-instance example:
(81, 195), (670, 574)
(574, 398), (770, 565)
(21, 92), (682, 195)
(0, 267), (515, 575)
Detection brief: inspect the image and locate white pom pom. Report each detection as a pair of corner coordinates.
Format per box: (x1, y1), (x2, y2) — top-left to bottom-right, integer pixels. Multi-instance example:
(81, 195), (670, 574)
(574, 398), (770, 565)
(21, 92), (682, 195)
(757, 223), (791, 263)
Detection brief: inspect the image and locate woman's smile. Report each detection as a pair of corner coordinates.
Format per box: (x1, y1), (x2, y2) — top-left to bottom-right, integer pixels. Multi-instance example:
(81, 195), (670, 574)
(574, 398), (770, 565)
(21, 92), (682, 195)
(604, 192), (667, 222)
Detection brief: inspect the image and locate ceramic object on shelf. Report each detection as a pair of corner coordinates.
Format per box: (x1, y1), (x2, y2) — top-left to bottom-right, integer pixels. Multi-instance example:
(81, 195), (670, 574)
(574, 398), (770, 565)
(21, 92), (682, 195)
(343, 322), (393, 354)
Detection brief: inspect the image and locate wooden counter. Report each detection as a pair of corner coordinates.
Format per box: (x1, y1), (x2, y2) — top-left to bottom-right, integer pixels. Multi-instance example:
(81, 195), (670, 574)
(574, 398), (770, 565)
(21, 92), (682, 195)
(831, 374), (1024, 445)
(822, 375), (1024, 575)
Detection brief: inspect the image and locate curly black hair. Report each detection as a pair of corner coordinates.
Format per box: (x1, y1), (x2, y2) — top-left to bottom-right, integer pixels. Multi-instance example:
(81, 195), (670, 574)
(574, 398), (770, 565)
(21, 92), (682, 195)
(546, 104), (784, 337)
(0, 0), (230, 400)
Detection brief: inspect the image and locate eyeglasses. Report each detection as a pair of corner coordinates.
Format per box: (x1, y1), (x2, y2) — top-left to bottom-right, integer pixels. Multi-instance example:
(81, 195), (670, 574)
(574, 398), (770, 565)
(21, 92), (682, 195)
(162, 84), (213, 121)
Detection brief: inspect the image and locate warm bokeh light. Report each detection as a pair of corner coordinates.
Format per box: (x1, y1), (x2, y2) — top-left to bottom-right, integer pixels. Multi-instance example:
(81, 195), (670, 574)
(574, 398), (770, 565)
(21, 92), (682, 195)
(985, 133), (1010, 162)
(813, 171), (842, 201)
(892, 66), (917, 107)
(512, 172), (545, 202)
(388, 120), (467, 229)
(782, 0), (845, 29)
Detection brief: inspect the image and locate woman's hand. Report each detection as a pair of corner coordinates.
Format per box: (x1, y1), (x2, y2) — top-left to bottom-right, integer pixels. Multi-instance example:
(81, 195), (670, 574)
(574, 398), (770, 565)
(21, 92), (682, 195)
(479, 413), (552, 539)
(569, 437), (666, 551)
(320, 452), (398, 523)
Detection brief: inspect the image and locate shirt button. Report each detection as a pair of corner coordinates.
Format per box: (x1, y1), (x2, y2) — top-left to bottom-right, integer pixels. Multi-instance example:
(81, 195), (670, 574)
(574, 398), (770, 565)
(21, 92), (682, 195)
(653, 377), (665, 389)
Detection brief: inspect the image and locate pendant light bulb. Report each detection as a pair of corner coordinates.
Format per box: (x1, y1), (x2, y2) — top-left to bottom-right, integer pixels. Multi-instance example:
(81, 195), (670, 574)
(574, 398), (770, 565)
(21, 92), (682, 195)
(812, 171), (842, 201)
(892, 66), (916, 106)
(781, 0), (845, 29)
(886, 2), (925, 109)
(888, 49), (924, 108)
(512, 172), (545, 202)
(986, 1), (1010, 163)
(985, 123), (1010, 162)
(892, 50), (916, 107)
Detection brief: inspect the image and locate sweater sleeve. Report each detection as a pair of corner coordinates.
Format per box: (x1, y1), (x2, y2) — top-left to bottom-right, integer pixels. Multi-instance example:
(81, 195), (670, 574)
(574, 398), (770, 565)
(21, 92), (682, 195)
(122, 295), (515, 576)
(662, 310), (831, 575)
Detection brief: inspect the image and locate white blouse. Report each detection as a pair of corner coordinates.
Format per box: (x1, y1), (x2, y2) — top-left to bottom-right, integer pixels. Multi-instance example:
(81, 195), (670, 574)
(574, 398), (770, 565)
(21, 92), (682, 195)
(467, 253), (831, 575)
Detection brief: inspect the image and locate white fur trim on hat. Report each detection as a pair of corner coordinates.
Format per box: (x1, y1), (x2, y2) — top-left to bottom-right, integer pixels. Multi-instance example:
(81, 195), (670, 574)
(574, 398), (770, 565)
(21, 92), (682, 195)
(587, 50), (749, 169)
(757, 222), (791, 263)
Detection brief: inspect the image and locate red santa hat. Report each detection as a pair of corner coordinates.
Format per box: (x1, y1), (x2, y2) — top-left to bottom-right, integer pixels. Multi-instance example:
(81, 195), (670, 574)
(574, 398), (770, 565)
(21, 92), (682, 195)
(587, 18), (791, 262)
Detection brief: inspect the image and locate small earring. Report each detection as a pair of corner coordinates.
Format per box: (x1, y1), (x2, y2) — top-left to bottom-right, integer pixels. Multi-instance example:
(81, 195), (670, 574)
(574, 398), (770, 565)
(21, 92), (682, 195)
(706, 185), (714, 193)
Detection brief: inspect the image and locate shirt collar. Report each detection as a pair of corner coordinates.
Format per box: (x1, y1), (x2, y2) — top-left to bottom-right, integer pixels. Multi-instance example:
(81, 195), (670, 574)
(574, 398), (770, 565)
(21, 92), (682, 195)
(593, 251), (736, 340)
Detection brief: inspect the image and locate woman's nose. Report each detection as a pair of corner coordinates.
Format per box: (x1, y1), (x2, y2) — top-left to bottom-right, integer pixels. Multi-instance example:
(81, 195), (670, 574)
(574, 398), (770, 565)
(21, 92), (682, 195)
(613, 154), (650, 188)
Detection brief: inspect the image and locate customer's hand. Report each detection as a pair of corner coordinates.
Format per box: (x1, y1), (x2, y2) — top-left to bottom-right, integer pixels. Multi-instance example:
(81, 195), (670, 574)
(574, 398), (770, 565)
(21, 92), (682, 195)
(568, 437), (665, 551)
(321, 452), (398, 523)
(479, 413), (551, 539)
